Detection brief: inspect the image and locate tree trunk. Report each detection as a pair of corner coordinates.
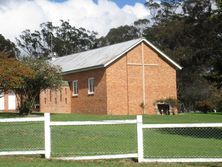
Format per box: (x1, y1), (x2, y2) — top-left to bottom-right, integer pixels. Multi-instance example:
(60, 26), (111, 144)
(19, 96), (35, 115)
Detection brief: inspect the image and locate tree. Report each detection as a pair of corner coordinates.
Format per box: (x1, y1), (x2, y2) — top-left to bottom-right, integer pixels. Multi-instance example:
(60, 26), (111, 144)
(0, 51), (63, 115)
(134, 19), (150, 36)
(16, 20), (97, 58)
(143, 0), (222, 111)
(17, 58), (63, 115)
(145, 0), (183, 24)
(54, 21), (97, 56)
(204, 0), (222, 90)
(0, 34), (20, 58)
(96, 19), (150, 48)
(145, 0), (160, 19)
(97, 25), (140, 47)
(0, 52), (33, 94)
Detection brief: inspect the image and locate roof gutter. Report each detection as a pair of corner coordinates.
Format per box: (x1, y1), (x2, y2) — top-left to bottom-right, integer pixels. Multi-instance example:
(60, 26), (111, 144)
(61, 65), (105, 75)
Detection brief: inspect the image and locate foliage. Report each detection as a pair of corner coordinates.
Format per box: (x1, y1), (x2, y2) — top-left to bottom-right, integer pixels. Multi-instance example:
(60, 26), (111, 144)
(96, 19), (150, 47)
(0, 52), (33, 93)
(17, 58), (63, 115)
(16, 20), (97, 58)
(204, 53), (222, 90)
(143, 0), (222, 111)
(145, 0), (183, 24)
(134, 19), (150, 36)
(0, 34), (20, 58)
(96, 25), (140, 47)
(0, 52), (62, 114)
(195, 100), (214, 113)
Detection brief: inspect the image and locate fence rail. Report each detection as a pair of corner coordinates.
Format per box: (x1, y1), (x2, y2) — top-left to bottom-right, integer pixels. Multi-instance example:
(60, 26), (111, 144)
(0, 113), (222, 163)
(142, 123), (222, 128)
(50, 120), (137, 126)
(0, 117), (44, 123)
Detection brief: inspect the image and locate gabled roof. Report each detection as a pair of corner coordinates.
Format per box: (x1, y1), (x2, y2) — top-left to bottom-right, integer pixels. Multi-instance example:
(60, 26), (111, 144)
(52, 38), (182, 74)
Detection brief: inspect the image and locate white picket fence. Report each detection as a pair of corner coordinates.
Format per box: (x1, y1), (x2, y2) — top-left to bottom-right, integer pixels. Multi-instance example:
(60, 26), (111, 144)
(0, 113), (222, 163)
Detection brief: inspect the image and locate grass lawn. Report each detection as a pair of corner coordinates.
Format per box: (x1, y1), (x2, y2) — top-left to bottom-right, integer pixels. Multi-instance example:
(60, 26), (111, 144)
(0, 156), (222, 167)
(0, 112), (222, 167)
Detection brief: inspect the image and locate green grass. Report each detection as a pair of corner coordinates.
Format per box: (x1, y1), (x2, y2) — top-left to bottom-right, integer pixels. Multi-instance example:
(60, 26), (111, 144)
(0, 156), (222, 167)
(0, 122), (44, 151)
(52, 112), (222, 123)
(0, 112), (222, 166)
(144, 128), (222, 158)
(1, 112), (222, 122)
(51, 124), (137, 156)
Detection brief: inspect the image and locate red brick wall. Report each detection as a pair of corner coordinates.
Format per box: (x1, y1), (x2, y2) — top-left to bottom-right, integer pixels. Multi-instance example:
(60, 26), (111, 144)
(63, 68), (107, 114)
(40, 86), (71, 113)
(106, 42), (177, 115)
(126, 44), (144, 115)
(143, 43), (177, 114)
(106, 54), (129, 115)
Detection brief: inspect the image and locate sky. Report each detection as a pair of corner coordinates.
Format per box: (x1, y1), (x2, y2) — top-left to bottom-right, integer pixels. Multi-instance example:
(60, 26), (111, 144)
(0, 0), (149, 42)
(95, 0), (146, 8)
(52, 0), (146, 8)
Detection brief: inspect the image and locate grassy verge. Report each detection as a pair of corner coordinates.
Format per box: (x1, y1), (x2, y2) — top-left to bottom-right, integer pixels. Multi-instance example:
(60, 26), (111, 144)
(0, 156), (222, 167)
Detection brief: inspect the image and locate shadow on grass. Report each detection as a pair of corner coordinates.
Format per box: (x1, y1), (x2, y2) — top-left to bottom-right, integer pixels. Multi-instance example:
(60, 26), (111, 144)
(156, 127), (222, 140)
(0, 112), (43, 118)
(0, 112), (20, 118)
(207, 112), (222, 115)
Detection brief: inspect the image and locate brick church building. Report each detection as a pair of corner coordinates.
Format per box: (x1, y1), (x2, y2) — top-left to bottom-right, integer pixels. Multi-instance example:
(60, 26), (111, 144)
(39, 38), (182, 115)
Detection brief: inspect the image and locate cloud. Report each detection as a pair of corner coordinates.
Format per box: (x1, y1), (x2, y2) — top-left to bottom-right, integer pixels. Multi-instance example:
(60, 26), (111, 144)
(0, 0), (149, 42)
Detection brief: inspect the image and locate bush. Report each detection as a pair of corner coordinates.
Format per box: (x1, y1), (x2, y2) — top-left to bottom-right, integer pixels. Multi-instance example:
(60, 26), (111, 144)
(195, 100), (214, 113)
(215, 100), (222, 112)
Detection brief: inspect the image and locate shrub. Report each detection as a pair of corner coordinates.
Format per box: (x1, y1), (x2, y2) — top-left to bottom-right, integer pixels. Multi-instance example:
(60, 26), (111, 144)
(195, 100), (214, 113)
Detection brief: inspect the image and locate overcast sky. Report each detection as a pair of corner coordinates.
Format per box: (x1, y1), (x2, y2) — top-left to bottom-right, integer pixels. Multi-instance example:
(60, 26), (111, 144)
(0, 0), (149, 42)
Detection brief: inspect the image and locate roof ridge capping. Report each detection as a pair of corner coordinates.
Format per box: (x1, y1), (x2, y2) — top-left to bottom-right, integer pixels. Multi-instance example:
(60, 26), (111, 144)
(104, 37), (182, 70)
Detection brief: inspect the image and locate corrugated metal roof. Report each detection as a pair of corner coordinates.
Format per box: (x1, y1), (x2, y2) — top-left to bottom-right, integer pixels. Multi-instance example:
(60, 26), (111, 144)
(51, 38), (182, 74)
(51, 38), (142, 73)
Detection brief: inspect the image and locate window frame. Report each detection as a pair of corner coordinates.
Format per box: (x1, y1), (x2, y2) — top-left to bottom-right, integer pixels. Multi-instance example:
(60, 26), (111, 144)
(88, 77), (95, 95)
(72, 80), (78, 96)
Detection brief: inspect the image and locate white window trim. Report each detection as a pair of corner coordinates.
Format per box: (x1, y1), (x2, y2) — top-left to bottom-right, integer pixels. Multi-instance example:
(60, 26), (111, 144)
(72, 80), (78, 96)
(88, 77), (95, 95)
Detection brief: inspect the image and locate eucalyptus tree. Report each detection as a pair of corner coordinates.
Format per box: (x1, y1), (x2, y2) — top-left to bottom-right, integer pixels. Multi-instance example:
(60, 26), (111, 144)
(16, 20), (97, 58)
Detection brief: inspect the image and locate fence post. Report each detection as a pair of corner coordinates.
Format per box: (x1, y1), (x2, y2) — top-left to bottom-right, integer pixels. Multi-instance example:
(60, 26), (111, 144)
(137, 115), (144, 163)
(44, 113), (51, 159)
